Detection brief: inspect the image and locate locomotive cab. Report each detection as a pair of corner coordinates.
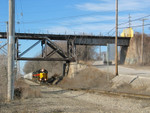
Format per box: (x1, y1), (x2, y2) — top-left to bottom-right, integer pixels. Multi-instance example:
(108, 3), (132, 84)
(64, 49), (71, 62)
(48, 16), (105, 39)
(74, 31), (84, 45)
(32, 69), (48, 83)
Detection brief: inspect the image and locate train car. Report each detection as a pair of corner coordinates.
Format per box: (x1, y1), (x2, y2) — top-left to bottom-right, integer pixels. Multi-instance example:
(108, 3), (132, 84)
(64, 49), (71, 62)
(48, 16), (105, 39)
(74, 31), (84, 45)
(32, 69), (48, 82)
(23, 72), (32, 80)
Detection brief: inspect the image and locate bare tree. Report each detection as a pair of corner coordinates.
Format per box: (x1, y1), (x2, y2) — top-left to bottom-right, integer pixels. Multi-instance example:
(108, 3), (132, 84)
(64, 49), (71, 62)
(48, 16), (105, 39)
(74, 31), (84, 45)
(76, 45), (96, 61)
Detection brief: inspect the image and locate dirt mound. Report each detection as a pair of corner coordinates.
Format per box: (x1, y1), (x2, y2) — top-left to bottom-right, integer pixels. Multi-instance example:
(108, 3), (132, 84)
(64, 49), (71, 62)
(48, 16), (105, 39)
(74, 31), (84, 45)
(59, 67), (114, 90)
(58, 66), (150, 96)
(14, 78), (41, 99)
(111, 78), (150, 95)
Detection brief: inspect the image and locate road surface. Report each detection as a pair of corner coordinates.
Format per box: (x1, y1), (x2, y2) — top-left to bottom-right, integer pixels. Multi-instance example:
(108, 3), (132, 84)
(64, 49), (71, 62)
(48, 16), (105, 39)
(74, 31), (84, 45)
(93, 61), (150, 77)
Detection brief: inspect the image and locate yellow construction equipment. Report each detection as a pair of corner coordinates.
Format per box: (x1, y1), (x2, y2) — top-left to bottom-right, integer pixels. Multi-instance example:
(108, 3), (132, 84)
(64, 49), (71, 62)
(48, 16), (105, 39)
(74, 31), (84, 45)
(121, 27), (134, 38)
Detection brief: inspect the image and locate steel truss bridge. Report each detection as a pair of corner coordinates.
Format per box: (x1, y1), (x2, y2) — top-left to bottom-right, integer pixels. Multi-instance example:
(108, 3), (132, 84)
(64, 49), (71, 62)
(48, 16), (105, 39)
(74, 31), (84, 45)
(0, 32), (130, 62)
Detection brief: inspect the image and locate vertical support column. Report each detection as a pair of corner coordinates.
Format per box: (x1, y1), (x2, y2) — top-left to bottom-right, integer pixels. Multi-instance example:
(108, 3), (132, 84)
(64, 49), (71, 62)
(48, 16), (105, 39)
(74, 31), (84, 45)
(85, 45), (88, 61)
(69, 40), (73, 58)
(45, 39), (47, 58)
(63, 61), (70, 77)
(69, 39), (76, 60)
(41, 40), (44, 57)
(70, 40), (73, 57)
(74, 44), (77, 60)
(67, 40), (70, 57)
(15, 38), (18, 80)
(8, 0), (15, 101)
(120, 46), (128, 64)
(63, 63), (66, 77)
(115, 0), (118, 76)
(16, 38), (19, 59)
(6, 21), (9, 40)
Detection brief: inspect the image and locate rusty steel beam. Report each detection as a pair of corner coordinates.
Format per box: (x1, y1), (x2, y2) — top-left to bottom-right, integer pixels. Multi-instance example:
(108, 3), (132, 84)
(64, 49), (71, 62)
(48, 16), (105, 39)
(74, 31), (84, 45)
(0, 32), (131, 46)
(46, 50), (56, 58)
(17, 57), (75, 61)
(0, 32), (130, 61)
(46, 40), (68, 58)
(0, 43), (7, 49)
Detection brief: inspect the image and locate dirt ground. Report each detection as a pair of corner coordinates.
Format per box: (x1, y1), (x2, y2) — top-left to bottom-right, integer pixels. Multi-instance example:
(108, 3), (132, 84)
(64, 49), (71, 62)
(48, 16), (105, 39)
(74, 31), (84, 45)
(93, 61), (150, 77)
(1, 64), (150, 113)
(1, 79), (150, 113)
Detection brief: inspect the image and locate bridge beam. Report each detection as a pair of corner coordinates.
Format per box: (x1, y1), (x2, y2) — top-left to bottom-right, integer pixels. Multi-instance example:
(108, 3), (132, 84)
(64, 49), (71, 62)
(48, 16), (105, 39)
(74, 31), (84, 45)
(0, 32), (130, 46)
(16, 57), (75, 61)
(74, 37), (130, 46)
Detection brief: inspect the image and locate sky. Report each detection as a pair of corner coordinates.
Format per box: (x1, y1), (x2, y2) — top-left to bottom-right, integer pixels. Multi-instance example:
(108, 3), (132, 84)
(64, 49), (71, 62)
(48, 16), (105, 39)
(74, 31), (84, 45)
(0, 0), (150, 35)
(0, 0), (150, 73)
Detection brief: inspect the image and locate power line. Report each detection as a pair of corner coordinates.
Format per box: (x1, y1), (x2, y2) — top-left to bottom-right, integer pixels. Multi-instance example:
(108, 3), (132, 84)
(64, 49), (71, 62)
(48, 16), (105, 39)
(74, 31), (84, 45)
(106, 14), (150, 35)
(129, 14), (131, 27)
(119, 14), (150, 26)
(119, 23), (150, 29)
(107, 23), (150, 36)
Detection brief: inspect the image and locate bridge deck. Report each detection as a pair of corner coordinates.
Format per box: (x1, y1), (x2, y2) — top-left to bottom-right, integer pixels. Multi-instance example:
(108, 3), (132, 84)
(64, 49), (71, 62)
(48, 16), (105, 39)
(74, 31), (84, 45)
(0, 32), (130, 46)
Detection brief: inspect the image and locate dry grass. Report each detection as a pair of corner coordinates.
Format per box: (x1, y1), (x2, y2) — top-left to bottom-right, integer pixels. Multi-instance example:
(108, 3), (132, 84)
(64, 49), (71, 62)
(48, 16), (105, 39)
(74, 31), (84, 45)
(58, 66), (150, 96)
(0, 56), (7, 112)
(111, 82), (133, 93)
(14, 78), (41, 99)
(111, 82), (150, 95)
(0, 75), (41, 102)
(78, 60), (94, 66)
(0, 74), (7, 102)
(0, 58), (7, 102)
(59, 66), (114, 90)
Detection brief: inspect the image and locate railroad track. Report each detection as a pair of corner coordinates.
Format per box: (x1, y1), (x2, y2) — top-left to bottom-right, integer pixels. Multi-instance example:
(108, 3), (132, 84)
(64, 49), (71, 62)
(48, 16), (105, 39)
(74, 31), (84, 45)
(66, 88), (150, 100)
(25, 79), (150, 100)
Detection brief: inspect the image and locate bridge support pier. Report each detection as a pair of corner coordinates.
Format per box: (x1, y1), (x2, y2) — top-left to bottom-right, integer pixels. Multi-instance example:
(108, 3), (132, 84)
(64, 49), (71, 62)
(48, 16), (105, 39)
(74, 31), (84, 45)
(67, 62), (77, 78)
(120, 46), (128, 64)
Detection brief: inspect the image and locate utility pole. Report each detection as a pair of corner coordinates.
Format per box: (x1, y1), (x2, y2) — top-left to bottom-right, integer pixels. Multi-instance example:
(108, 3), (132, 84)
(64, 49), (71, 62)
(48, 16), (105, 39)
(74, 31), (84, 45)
(8, 0), (15, 101)
(128, 14), (131, 28)
(140, 19), (148, 64)
(115, 0), (118, 76)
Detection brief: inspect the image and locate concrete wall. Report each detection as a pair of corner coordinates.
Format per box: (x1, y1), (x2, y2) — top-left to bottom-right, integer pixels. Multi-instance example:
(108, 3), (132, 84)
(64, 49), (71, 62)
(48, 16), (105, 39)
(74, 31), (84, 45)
(125, 35), (141, 65)
(67, 62), (87, 78)
(124, 33), (150, 65)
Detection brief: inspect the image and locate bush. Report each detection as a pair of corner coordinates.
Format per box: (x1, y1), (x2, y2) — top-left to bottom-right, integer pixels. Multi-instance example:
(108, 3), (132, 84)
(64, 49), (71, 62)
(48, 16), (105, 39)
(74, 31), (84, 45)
(14, 79), (41, 99)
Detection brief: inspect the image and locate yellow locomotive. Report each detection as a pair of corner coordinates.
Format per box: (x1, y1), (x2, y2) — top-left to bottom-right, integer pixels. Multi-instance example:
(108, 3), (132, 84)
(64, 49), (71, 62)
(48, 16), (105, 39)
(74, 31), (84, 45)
(32, 69), (48, 82)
